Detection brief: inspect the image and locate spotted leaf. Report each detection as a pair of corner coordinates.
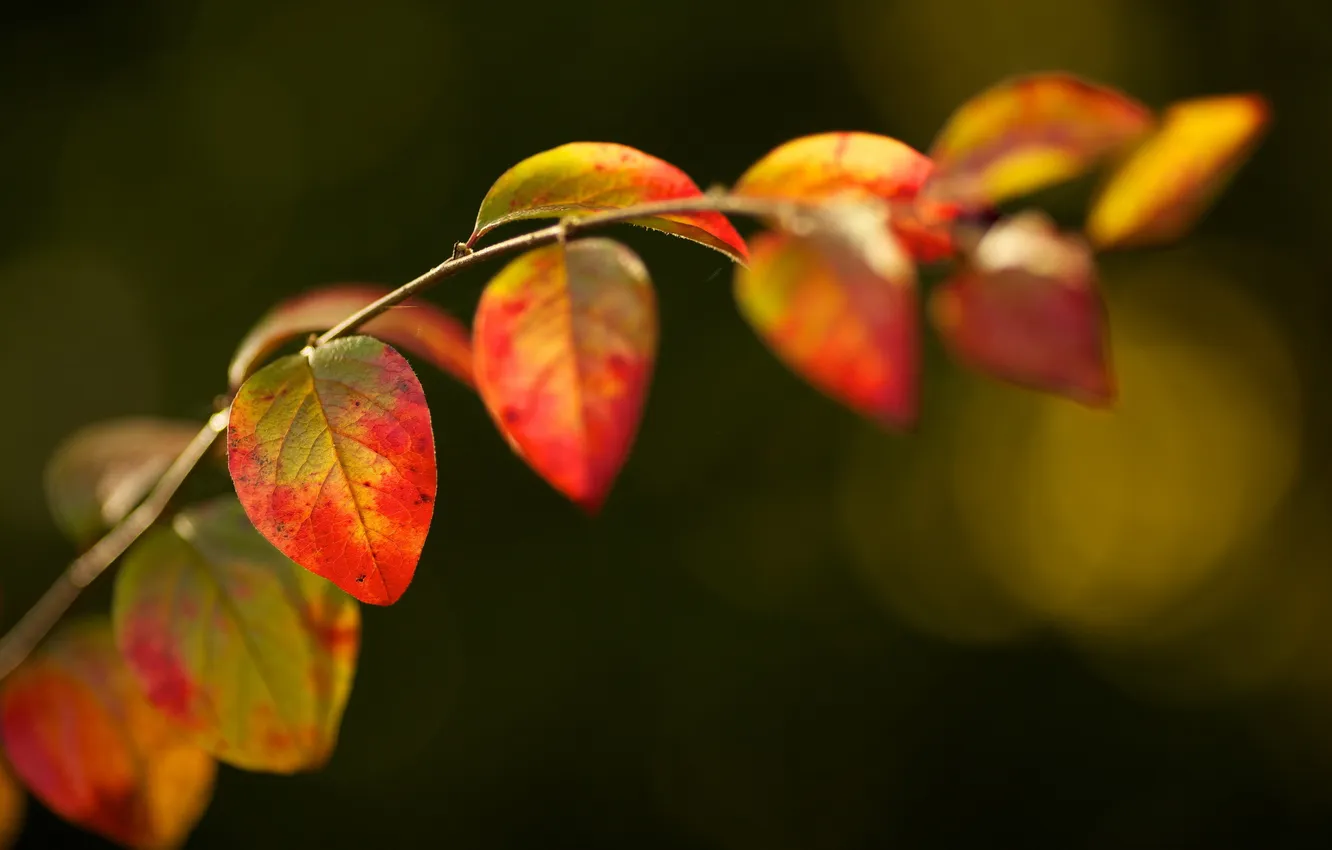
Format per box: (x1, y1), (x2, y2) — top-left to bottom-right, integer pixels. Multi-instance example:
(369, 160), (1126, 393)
(926, 73), (1153, 207)
(228, 283), (473, 389)
(227, 335), (436, 605)
(113, 496), (359, 773)
(44, 418), (202, 547)
(473, 238), (657, 512)
(468, 142), (748, 263)
(931, 212), (1113, 405)
(1086, 94), (1270, 249)
(0, 618), (215, 850)
(734, 201), (918, 427)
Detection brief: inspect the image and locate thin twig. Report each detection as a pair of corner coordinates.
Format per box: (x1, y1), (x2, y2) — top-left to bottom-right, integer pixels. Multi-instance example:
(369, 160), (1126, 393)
(0, 410), (230, 681)
(0, 192), (815, 680)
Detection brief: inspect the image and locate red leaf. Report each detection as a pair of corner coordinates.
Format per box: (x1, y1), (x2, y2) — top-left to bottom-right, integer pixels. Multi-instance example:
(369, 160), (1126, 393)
(925, 73), (1153, 207)
(733, 131), (958, 262)
(0, 753), (24, 850)
(0, 619), (215, 850)
(44, 418), (202, 547)
(469, 142), (748, 263)
(227, 283), (473, 390)
(931, 212), (1113, 405)
(227, 335), (436, 605)
(113, 496), (360, 773)
(473, 238), (657, 512)
(733, 201), (918, 427)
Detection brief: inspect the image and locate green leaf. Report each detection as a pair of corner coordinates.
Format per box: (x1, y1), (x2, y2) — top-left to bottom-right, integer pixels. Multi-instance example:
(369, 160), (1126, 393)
(44, 418), (203, 547)
(113, 496), (360, 774)
(469, 142), (749, 263)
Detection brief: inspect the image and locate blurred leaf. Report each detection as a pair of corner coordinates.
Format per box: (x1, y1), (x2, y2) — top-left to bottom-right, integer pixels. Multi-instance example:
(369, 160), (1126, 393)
(0, 753), (23, 850)
(113, 496), (360, 774)
(734, 201), (918, 427)
(1086, 94), (1270, 249)
(926, 72), (1153, 207)
(227, 336), (436, 605)
(473, 238), (657, 512)
(44, 418), (202, 547)
(227, 283), (473, 390)
(0, 619), (215, 850)
(469, 142), (748, 263)
(733, 131), (958, 261)
(931, 212), (1113, 405)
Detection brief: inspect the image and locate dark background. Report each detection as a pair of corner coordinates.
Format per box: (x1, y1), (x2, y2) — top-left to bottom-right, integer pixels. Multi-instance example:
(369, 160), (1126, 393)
(2, 0), (1331, 847)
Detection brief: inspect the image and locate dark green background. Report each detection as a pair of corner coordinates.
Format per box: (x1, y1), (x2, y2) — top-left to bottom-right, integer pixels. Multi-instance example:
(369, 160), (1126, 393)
(2, 0), (1331, 847)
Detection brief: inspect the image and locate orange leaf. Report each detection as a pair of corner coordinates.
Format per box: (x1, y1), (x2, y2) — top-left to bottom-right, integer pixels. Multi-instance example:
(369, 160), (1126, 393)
(473, 238), (657, 512)
(44, 418), (202, 547)
(469, 142), (748, 263)
(0, 753), (24, 850)
(733, 131), (957, 261)
(113, 497), (360, 773)
(227, 336), (436, 605)
(227, 283), (473, 390)
(0, 619), (215, 850)
(931, 212), (1113, 405)
(926, 73), (1153, 207)
(1086, 94), (1270, 249)
(733, 201), (918, 427)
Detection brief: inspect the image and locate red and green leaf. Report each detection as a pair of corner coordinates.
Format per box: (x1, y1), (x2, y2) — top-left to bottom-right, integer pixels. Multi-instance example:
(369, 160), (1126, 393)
(44, 418), (202, 547)
(468, 142), (748, 263)
(113, 496), (360, 774)
(473, 238), (657, 512)
(733, 131), (958, 261)
(227, 335), (436, 605)
(0, 619), (215, 850)
(1086, 93), (1270, 249)
(227, 283), (473, 390)
(925, 73), (1154, 207)
(733, 202), (918, 428)
(931, 212), (1113, 405)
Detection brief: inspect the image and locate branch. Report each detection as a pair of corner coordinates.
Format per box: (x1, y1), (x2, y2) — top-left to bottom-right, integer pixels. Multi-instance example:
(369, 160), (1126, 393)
(0, 191), (816, 681)
(0, 410), (230, 681)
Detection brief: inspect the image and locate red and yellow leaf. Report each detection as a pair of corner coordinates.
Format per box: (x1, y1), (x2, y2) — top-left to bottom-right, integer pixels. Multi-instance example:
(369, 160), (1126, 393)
(931, 212), (1113, 405)
(228, 283), (473, 390)
(468, 142), (748, 263)
(1086, 94), (1270, 249)
(733, 131), (958, 261)
(113, 496), (359, 774)
(227, 335), (436, 605)
(473, 238), (657, 512)
(733, 203), (918, 428)
(44, 418), (202, 547)
(0, 619), (215, 850)
(925, 73), (1153, 207)
(0, 754), (24, 850)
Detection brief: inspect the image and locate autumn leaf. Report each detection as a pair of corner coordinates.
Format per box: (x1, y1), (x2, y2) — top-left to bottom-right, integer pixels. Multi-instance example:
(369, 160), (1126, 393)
(113, 496), (359, 774)
(44, 418), (203, 547)
(931, 212), (1113, 405)
(732, 131), (958, 261)
(733, 200), (918, 428)
(1086, 94), (1270, 249)
(925, 73), (1153, 208)
(227, 335), (436, 605)
(468, 142), (748, 263)
(473, 238), (657, 512)
(0, 619), (215, 850)
(227, 283), (473, 390)
(0, 753), (24, 850)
